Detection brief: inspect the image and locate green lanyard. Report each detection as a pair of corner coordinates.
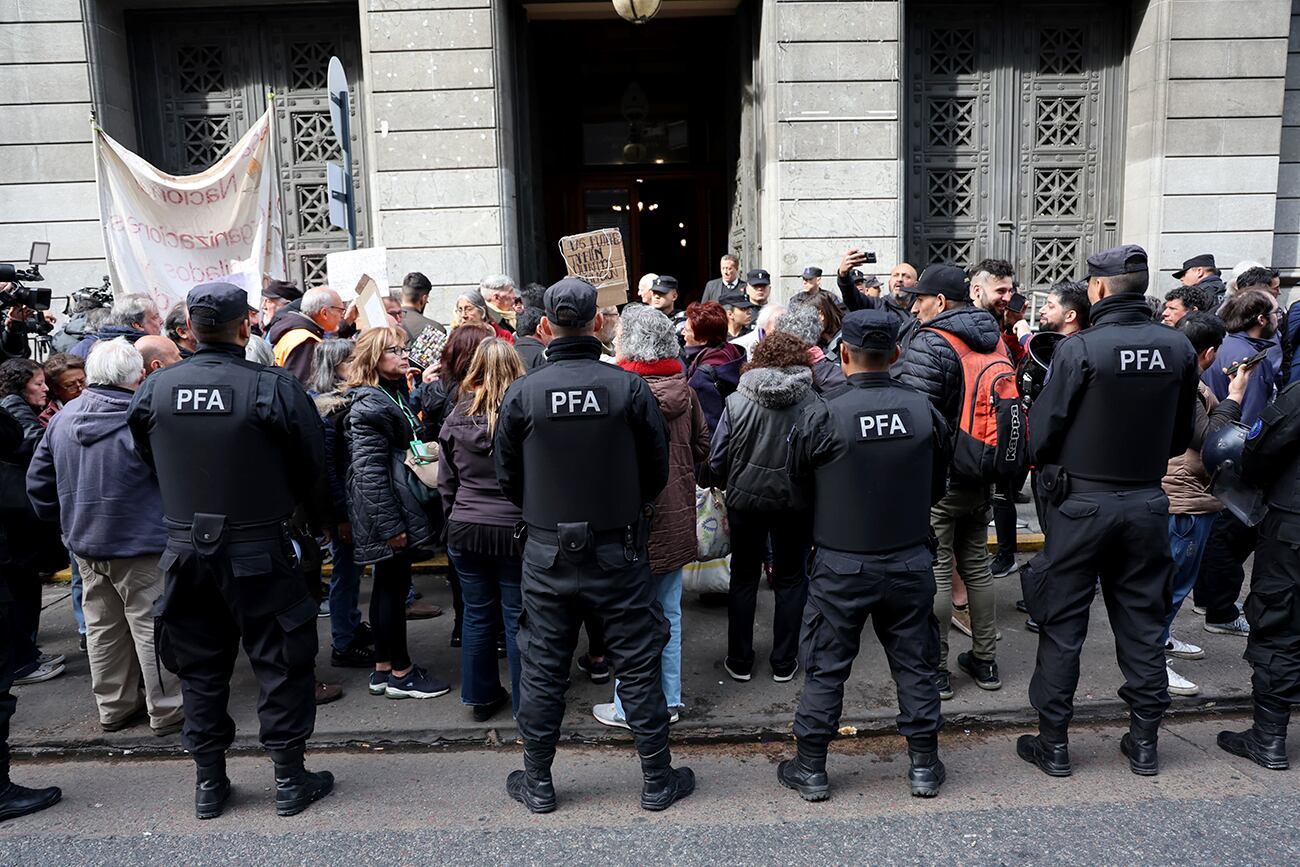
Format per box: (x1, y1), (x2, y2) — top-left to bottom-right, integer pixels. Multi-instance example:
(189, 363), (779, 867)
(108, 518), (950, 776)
(381, 387), (420, 444)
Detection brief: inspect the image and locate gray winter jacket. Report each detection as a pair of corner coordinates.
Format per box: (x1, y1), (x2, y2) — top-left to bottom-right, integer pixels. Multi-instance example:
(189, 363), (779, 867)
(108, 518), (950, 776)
(708, 365), (816, 512)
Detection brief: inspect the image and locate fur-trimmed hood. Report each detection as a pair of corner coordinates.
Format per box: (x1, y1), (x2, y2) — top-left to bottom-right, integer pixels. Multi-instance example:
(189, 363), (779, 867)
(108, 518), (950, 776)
(737, 365), (813, 408)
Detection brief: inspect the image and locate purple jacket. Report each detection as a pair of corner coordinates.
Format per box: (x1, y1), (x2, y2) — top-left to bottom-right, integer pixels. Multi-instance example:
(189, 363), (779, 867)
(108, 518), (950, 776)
(26, 385), (166, 559)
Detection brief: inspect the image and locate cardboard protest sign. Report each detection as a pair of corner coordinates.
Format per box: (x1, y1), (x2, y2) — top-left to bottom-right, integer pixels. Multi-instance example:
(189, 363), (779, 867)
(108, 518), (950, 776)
(326, 246), (388, 301)
(558, 229), (628, 308)
(353, 275), (389, 331)
(94, 108), (285, 310)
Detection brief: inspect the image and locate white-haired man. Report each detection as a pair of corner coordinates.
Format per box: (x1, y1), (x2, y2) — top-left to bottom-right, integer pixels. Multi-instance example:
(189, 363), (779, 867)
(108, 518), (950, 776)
(481, 274), (519, 335)
(26, 338), (183, 736)
(69, 293), (162, 359)
(268, 287), (343, 385)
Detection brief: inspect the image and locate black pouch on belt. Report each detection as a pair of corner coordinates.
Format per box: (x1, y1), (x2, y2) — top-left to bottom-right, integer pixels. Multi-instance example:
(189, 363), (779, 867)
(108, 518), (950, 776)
(191, 513), (228, 557)
(1038, 465), (1070, 506)
(557, 522), (592, 556)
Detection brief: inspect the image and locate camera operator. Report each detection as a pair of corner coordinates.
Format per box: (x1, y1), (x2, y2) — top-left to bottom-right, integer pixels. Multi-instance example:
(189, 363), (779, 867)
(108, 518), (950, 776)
(0, 286), (34, 363)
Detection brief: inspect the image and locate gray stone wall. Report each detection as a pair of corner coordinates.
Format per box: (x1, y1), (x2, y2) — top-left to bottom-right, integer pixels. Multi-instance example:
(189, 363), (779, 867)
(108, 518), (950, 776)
(362, 0), (508, 319)
(1124, 0), (1291, 285)
(759, 0), (902, 300)
(0, 0), (104, 291)
(1274, 4), (1300, 278)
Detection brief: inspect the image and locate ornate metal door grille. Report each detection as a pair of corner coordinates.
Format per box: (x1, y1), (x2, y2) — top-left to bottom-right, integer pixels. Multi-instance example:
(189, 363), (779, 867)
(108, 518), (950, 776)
(905, 3), (1126, 288)
(129, 7), (369, 290)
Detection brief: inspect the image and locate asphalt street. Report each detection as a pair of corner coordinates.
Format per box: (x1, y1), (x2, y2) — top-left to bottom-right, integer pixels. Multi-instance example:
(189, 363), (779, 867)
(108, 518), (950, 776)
(1, 717), (1295, 865)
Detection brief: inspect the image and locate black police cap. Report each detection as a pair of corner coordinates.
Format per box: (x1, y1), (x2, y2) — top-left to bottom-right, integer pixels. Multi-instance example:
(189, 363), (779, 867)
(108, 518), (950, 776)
(1087, 244), (1149, 279)
(651, 275), (679, 294)
(1172, 253), (1216, 279)
(719, 288), (758, 310)
(841, 309), (899, 351)
(911, 264), (970, 302)
(262, 279), (303, 302)
(544, 277), (598, 327)
(746, 268), (771, 286)
(187, 281), (249, 326)
(802, 266), (823, 279)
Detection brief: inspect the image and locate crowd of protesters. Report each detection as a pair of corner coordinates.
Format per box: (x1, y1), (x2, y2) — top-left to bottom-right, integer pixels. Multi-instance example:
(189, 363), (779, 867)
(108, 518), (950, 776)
(0, 249), (1296, 747)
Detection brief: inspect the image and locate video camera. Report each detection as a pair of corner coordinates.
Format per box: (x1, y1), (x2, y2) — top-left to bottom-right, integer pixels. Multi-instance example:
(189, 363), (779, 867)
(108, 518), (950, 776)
(0, 242), (55, 311)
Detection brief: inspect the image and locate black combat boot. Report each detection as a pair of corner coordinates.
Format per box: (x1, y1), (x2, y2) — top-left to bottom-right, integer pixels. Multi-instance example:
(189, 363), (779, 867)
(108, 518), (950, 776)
(0, 743), (61, 823)
(777, 743), (829, 801)
(273, 759), (334, 817)
(506, 749), (557, 814)
(639, 747), (695, 812)
(1218, 702), (1291, 771)
(1119, 711), (1161, 776)
(1016, 733), (1071, 777)
(194, 755), (231, 820)
(907, 740), (946, 798)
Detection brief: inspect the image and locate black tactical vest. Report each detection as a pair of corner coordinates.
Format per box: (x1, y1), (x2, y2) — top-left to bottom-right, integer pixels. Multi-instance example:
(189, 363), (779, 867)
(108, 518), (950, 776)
(814, 376), (936, 553)
(144, 349), (298, 524)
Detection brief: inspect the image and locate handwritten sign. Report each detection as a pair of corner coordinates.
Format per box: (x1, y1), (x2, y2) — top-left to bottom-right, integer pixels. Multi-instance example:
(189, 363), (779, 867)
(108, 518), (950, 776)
(326, 246), (388, 302)
(558, 229), (628, 308)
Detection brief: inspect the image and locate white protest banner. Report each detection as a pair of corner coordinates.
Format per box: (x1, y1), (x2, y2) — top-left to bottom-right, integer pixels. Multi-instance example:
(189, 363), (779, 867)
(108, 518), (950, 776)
(558, 229), (629, 308)
(326, 246), (389, 301)
(94, 108), (285, 312)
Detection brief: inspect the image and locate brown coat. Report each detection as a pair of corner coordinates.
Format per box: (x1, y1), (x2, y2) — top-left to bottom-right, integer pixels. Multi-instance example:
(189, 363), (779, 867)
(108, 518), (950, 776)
(1162, 381), (1242, 515)
(644, 371), (711, 575)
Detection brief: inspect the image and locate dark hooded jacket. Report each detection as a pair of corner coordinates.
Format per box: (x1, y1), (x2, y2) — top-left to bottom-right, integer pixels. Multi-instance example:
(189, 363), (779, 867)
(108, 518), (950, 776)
(345, 382), (434, 565)
(684, 341), (746, 436)
(1197, 273), (1229, 311)
(437, 398), (522, 530)
(267, 310), (325, 386)
(897, 305), (1003, 429)
(314, 389), (354, 527)
(708, 364), (816, 512)
(26, 385), (165, 559)
(69, 324), (144, 360)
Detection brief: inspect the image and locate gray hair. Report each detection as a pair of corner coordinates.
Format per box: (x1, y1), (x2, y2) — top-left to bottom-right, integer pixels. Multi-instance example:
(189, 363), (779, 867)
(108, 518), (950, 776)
(108, 294), (158, 329)
(479, 274), (515, 297)
(638, 273), (659, 293)
(245, 336), (275, 365)
(616, 304), (679, 362)
(756, 303), (786, 333)
(308, 338), (354, 394)
(85, 337), (143, 388)
(774, 304), (822, 346)
(301, 287), (336, 317)
(458, 290), (489, 316)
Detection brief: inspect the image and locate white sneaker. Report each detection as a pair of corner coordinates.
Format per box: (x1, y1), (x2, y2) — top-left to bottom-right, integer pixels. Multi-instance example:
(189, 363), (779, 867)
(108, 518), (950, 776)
(592, 702), (630, 730)
(14, 659), (66, 685)
(1166, 662), (1200, 696)
(669, 708), (680, 725)
(36, 652), (65, 667)
(1165, 634), (1205, 660)
(1204, 614), (1250, 637)
(1192, 604), (1206, 616)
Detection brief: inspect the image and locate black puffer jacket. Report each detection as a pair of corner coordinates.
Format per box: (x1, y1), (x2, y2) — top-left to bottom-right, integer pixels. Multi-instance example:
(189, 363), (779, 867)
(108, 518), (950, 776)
(897, 305), (1002, 428)
(345, 383), (434, 565)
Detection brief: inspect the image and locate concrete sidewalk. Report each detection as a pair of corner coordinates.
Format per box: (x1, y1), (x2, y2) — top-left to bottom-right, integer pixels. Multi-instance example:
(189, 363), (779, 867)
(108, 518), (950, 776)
(12, 543), (1251, 757)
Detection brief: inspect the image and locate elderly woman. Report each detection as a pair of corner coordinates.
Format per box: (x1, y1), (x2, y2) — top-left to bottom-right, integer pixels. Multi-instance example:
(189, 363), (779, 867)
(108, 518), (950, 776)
(708, 332), (817, 684)
(592, 305), (710, 729)
(682, 301), (745, 435)
(453, 290), (513, 342)
(38, 354), (86, 427)
(777, 302), (846, 394)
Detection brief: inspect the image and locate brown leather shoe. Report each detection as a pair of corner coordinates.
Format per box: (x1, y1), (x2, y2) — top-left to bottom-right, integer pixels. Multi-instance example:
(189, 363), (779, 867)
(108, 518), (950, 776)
(405, 601), (442, 620)
(315, 681), (343, 705)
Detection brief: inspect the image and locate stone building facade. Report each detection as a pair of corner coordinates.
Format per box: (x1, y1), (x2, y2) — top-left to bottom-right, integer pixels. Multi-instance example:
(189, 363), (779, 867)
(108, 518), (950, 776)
(2, 0), (1298, 315)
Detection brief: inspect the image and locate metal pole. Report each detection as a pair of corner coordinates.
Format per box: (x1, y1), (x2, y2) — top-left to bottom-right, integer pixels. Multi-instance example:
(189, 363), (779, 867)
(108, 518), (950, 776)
(333, 86), (357, 250)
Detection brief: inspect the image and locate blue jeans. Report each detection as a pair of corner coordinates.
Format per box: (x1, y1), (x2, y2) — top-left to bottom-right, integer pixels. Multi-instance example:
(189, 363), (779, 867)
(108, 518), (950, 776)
(329, 537), (363, 652)
(447, 546), (522, 714)
(615, 568), (683, 716)
(1165, 513), (1217, 643)
(69, 553), (86, 636)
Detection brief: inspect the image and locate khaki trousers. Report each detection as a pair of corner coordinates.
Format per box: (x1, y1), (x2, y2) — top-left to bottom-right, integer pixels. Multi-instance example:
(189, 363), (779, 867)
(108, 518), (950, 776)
(930, 484), (998, 670)
(75, 554), (183, 729)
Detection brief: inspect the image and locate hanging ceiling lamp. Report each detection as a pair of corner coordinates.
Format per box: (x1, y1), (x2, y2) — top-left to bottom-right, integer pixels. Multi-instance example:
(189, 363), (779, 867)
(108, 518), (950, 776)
(612, 0), (661, 24)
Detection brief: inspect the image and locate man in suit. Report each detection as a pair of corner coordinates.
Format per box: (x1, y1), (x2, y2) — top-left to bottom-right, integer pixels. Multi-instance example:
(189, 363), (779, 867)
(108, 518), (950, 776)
(702, 255), (744, 304)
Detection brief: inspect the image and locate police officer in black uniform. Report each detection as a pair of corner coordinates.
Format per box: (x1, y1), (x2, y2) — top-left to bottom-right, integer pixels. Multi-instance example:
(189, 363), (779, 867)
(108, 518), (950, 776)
(780, 309), (951, 800)
(1020, 245), (1199, 778)
(128, 282), (332, 819)
(1218, 379), (1300, 770)
(494, 277), (694, 813)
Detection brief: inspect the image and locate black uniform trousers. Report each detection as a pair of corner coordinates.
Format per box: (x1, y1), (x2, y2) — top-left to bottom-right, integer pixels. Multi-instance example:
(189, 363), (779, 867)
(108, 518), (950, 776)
(1243, 512), (1300, 710)
(1023, 485), (1174, 740)
(1192, 510), (1258, 625)
(794, 544), (942, 753)
(517, 530), (670, 760)
(154, 529), (318, 765)
(0, 595), (15, 784)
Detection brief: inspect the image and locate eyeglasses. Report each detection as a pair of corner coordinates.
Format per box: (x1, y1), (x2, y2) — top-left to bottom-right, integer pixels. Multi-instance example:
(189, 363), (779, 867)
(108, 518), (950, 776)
(329, 306), (346, 314)
(383, 346), (410, 357)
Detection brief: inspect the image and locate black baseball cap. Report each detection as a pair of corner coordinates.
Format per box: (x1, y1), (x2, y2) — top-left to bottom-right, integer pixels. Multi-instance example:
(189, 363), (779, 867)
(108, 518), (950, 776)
(1171, 253), (1215, 279)
(911, 264), (971, 301)
(802, 266), (823, 280)
(1087, 244), (1149, 279)
(651, 275), (679, 294)
(746, 268), (771, 286)
(841, 309), (899, 351)
(544, 277), (598, 327)
(262, 279), (303, 302)
(719, 288), (758, 310)
(188, 281), (249, 326)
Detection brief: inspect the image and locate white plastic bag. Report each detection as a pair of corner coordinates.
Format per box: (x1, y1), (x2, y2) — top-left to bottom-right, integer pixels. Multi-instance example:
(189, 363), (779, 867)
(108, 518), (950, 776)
(696, 486), (730, 561)
(682, 557), (731, 594)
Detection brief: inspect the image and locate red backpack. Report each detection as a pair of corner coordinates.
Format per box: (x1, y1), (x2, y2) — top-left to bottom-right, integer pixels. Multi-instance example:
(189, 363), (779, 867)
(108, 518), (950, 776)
(927, 329), (1026, 484)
